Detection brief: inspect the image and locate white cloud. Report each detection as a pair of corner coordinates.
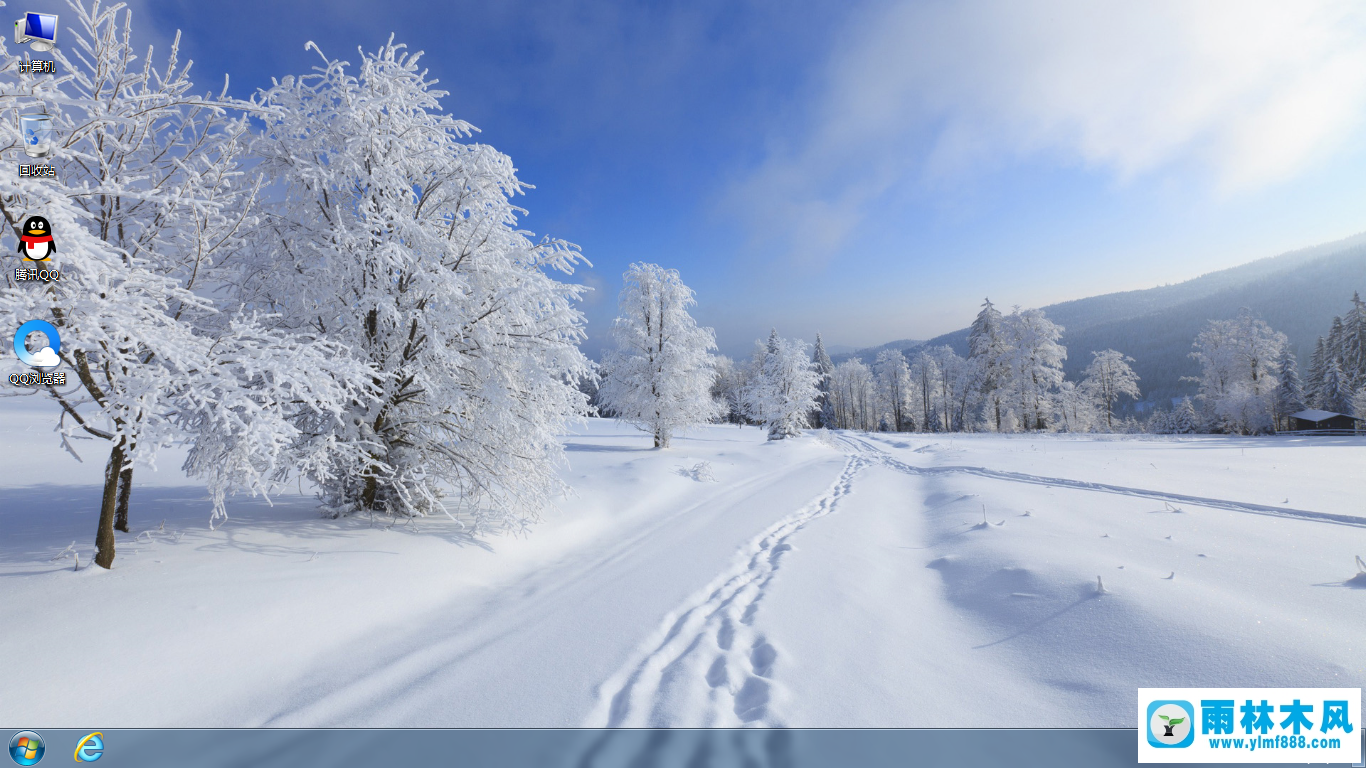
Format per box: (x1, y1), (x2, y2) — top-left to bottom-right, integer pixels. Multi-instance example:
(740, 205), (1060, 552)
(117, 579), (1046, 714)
(28, 346), (59, 368)
(729, 0), (1366, 260)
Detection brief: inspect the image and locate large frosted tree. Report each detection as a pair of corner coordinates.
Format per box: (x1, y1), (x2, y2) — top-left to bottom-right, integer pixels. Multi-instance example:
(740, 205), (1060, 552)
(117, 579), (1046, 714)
(600, 263), (720, 448)
(744, 330), (820, 440)
(244, 40), (592, 526)
(1190, 309), (1285, 434)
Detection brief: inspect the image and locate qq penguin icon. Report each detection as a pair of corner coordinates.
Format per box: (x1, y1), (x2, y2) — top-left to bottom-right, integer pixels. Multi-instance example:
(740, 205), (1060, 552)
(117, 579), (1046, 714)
(17, 215), (56, 264)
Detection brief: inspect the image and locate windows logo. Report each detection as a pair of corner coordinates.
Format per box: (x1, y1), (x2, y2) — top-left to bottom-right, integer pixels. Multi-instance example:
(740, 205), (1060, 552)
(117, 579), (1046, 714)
(8, 731), (44, 765)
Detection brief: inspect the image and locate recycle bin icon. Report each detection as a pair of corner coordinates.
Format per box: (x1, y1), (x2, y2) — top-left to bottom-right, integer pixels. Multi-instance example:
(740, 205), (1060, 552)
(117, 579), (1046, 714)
(21, 113), (53, 158)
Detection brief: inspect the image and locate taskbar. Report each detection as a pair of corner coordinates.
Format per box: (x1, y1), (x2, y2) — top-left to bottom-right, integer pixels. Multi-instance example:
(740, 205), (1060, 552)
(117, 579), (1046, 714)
(7, 727), (1363, 767)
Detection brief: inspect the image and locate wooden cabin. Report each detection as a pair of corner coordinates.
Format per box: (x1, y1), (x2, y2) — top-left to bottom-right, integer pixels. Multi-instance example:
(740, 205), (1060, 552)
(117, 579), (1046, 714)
(1287, 409), (1363, 432)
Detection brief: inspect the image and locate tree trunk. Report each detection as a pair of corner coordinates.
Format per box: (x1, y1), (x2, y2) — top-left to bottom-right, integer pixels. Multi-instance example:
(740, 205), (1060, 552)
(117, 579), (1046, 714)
(654, 429), (669, 448)
(95, 439), (127, 569)
(114, 460), (134, 532)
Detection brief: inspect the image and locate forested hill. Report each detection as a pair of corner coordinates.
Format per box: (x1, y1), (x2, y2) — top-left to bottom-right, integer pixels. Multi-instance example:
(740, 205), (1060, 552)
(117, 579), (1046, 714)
(901, 231), (1366, 408)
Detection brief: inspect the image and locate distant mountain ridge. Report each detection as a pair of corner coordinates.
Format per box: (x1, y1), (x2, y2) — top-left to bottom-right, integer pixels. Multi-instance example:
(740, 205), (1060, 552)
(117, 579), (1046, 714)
(830, 338), (924, 365)
(851, 230), (1366, 410)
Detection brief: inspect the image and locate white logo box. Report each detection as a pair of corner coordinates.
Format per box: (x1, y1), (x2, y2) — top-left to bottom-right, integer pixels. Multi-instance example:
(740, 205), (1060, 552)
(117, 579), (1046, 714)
(1138, 688), (1361, 764)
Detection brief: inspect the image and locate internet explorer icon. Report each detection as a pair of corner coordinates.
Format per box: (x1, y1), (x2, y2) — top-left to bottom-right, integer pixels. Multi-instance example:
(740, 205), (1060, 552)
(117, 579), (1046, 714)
(74, 732), (103, 762)
(7, 731), (44, 766)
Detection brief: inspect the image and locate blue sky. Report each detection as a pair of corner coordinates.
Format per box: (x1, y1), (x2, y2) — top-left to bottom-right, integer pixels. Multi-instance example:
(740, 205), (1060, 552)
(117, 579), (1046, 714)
(128, 0), (1366, 358)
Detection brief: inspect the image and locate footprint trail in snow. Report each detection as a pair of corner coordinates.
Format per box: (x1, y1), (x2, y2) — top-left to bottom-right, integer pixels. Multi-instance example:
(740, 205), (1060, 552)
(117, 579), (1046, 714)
(587, 453), (870, 727)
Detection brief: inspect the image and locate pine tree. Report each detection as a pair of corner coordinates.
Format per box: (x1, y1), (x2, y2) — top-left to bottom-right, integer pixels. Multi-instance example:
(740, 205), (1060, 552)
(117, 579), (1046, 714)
(1272, 346), (1305, 430)
(1172, 397), (1199, 434)
(1306, 337), (1329, 409)
(1147, 407), (1172, 434)
(600, 264), (721, 448)
(967, 298), (1007, 431)
(1319, 359), (1351, 414)
(1341, 292), (1366, 391)
(811, 334), (836, 428)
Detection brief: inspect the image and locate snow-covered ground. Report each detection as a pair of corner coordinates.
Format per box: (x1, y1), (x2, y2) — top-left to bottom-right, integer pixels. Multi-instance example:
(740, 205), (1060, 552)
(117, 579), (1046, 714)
(2, 402), (1363, 728)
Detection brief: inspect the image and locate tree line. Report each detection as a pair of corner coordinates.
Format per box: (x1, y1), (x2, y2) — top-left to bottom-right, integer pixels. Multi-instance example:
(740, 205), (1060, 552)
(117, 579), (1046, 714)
(591, 269), (1366, 441)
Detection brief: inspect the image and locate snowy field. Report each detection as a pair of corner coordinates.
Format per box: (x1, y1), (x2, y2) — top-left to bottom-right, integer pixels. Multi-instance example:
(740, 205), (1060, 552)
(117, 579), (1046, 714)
(2, 402), (1364, 728)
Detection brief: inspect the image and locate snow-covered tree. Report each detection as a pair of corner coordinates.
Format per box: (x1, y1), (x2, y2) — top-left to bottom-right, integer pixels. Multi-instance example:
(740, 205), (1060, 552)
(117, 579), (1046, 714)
(1318, 359), (1352, 415)
(1146, 407), (1172, 434)
(1081, 349), (1141, 431)
(246, 40), (592, 525)
(597, 263), (720, 448)
(1305, 337), (1329, 409)
(967, 298), (1007, 431)
(1002, 307), (1066, 431)
(0, 2), (368, 568)
(928, 346), (970, 432)
(1272, 347), (1306, 431)
(1189, 309), (1285, 434)
(1353, 386), (1366, 422)
(1341, 292), (1366, 390)
(873, 349), (912, 431)
(711, 355), (750, 426)
(1171, 397), (1200, 434)
(1056, 381), (1098, 432)
(829, 359), (876, 431)
(811, 333), (836, 428)
(744, 330), (820, 440)
(909, 350), (940, 432)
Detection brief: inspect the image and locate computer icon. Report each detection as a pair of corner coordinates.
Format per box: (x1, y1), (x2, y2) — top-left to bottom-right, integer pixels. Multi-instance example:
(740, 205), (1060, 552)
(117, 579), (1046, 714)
(14, 12), (57, 52)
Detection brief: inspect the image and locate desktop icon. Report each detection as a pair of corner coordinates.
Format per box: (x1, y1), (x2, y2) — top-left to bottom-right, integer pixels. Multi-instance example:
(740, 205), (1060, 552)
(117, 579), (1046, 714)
(19, 112), (53, 159)
(72, 733), (103, 763)
(13, 319), (60, 368)
(7, 731), (44, 765)
(13, 12), (56, 52)
(17, 215), (55, 262)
